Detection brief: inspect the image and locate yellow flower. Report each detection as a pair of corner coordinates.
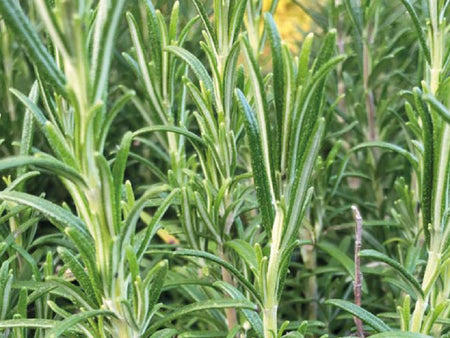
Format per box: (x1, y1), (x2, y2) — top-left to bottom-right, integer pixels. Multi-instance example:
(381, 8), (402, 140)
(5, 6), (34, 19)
(141, 211), (180, 245)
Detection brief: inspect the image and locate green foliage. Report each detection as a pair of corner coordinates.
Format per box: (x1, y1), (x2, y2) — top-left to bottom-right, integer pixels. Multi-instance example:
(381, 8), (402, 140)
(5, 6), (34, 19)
(0, 0), (449, 337)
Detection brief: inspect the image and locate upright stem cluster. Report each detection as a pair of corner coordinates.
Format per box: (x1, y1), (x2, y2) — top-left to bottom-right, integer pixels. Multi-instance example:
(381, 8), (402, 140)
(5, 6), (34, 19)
(34, 1), (139, 336)
(239, 8), (341, 337)
(410, 1), (450, 334)
(0, 1), (343, 336)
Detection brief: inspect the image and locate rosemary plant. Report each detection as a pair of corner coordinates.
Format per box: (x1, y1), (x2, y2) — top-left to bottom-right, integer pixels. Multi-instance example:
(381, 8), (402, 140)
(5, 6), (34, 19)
(406, 0), (450, 334)
(0, 0), (177, 336)
(0, 0), (448, 337)
(323, 0), (450, 337)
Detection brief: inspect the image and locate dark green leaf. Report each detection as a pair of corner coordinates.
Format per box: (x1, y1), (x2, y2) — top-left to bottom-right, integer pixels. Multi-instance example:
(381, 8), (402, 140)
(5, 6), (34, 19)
(191, 0), (218, 49)
(0, 156), (85, 187)
(237, 90), (274, 234)
(359, 249), (424, 298)
(174, 249), (263, 306)
(398, 0), (431, 64)
(47, 309), (116, 338)
(0, 0), (66, 94)
(166, 46), (213, 93)
(146, 299), (256, 335)
(265, 13), (284, 138)
(57, 247), (100, 306)
(0, 191), (87, 235)
(326, 299), (391, 332)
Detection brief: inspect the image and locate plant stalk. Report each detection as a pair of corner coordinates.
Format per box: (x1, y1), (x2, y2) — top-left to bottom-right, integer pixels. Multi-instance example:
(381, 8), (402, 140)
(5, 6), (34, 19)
(411, 1), (448, 332)
(218, 245), (238, 330)
(263, 206), (283, 338)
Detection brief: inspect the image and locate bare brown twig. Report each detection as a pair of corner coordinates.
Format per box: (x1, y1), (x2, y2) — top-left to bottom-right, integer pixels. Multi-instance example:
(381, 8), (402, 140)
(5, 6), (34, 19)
(351, 205), (364, 338)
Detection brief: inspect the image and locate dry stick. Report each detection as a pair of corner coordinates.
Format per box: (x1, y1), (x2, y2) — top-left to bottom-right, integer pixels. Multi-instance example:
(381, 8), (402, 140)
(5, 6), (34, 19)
(351, 205), (364, 338)
(222, 265), (238, 330)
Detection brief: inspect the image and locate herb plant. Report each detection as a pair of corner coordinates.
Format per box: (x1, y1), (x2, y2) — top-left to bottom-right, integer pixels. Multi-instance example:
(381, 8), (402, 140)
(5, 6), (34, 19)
(0, 0), (448, 338)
